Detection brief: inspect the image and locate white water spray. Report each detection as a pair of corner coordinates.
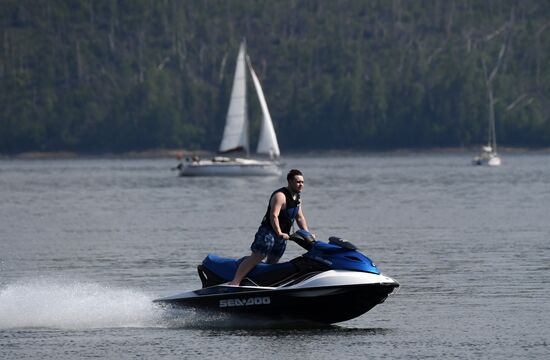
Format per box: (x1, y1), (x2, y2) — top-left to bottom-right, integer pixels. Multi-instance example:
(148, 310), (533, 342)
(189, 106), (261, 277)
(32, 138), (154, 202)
(0, 278), (163, 329)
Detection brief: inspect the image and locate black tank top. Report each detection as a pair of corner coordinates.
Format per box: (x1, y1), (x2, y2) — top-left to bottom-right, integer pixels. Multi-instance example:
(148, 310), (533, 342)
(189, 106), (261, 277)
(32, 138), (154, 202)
(261, 187), (300, 234)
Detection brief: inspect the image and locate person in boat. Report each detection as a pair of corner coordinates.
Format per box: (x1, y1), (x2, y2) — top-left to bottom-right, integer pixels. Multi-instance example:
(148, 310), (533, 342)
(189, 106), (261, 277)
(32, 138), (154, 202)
(228, 169), (312, 286)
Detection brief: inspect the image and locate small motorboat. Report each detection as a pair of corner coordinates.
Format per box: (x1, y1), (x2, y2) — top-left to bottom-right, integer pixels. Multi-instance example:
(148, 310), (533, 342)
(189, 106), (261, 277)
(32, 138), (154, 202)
(154, 231), (399, 325)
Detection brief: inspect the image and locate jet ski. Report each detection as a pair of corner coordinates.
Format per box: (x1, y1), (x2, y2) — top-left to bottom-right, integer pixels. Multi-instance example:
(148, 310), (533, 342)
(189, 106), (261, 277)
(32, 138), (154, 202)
(154, 230), (399, 324)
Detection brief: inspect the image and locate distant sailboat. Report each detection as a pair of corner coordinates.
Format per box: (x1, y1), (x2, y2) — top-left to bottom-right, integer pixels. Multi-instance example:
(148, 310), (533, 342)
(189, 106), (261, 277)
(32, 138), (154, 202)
(177, 40), (281, 176)
(472, 100), (501, 167)
(473, 45), (504, 167)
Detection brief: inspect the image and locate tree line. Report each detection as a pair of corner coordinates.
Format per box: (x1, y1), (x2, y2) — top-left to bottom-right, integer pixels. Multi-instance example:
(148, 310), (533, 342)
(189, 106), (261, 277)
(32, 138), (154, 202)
(1, 0), (549, 154)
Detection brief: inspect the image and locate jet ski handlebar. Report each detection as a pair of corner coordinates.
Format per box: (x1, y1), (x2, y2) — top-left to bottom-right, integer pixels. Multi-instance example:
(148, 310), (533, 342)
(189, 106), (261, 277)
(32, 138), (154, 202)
(289, 230), (315, 250)
(289, 230), (360, 252)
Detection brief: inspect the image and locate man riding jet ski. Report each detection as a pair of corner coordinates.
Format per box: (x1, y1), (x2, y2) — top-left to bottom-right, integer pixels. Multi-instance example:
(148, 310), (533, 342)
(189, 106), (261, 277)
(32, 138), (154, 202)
(154, 230), (399, 324)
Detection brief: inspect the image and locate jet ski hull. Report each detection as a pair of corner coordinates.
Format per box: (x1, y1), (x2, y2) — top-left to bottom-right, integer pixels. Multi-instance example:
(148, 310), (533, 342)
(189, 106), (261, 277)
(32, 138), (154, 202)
(155, 282), (398, 324)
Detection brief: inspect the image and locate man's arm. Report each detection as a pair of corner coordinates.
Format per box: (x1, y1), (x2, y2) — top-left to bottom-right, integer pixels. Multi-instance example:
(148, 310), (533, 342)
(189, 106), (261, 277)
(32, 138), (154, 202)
(295, 206), (309, 232)
(269, 192), (290, 240)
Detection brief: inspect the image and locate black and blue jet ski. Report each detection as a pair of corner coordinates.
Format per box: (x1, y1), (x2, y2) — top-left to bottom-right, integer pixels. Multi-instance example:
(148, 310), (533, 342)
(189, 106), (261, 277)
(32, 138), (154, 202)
(154, 230), (399, 324)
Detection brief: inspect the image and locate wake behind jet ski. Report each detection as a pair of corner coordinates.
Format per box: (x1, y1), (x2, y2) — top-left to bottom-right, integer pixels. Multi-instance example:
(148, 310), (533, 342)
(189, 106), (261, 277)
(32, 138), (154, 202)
(154, 231), (399, 325)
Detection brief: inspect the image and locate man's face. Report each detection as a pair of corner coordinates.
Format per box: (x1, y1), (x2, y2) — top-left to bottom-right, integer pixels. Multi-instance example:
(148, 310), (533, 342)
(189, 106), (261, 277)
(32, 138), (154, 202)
(289, 175), (305, 194)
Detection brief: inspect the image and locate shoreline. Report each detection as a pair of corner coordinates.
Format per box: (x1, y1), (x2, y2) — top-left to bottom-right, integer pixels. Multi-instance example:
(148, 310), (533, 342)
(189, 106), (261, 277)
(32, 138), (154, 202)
(1, 147), (550, 160)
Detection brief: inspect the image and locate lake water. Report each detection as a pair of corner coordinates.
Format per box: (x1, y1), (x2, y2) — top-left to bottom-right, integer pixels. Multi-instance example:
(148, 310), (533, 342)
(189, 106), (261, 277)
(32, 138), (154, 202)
(1, 153), (549, 359)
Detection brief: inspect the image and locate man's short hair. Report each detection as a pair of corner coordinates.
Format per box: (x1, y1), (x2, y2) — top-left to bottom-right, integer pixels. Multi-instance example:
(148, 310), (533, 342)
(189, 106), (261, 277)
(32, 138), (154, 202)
(287, 169), (303, 182)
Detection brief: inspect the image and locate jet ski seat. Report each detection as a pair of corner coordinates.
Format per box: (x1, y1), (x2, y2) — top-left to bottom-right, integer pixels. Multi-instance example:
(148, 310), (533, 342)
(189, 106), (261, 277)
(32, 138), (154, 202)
(198, 254), (300, 288)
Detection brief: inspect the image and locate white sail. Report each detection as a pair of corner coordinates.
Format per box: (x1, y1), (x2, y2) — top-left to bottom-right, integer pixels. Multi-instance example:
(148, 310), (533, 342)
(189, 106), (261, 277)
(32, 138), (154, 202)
(247, 59), (280, 158)
(219, 42), (248, 154)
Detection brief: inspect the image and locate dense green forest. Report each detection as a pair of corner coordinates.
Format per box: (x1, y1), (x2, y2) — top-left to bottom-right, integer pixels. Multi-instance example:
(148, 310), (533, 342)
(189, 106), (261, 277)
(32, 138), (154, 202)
(1, 0), (549, 154)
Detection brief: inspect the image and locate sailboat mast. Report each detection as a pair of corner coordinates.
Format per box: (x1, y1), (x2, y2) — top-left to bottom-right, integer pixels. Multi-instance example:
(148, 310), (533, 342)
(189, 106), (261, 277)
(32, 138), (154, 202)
(488, 86), (497, 153)
(243, 40), (250, 157)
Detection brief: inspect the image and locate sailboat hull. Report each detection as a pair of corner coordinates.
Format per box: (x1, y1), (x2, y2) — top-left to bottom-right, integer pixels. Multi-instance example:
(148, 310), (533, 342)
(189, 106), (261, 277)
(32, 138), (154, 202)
(472, 153), (501, 166)
(179, 158), (281, 177)
(487, 156), (501, 166)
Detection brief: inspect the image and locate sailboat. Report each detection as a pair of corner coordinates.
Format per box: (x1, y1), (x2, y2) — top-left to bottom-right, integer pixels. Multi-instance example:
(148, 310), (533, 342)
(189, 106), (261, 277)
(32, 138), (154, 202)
(472, 123), (501, 166)
(473, 55), (502, 167)
(177, 41), (282, 176)
(472, 94), (502, 166)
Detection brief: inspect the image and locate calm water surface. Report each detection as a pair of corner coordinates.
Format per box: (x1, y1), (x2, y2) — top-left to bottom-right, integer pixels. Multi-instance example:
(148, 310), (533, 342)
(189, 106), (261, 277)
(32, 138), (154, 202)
(1, 153), (549, 359)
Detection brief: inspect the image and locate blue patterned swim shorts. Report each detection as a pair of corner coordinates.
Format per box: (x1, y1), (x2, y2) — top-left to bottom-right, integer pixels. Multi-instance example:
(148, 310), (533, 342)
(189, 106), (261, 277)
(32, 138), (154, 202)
(250, 225), (287, 261)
